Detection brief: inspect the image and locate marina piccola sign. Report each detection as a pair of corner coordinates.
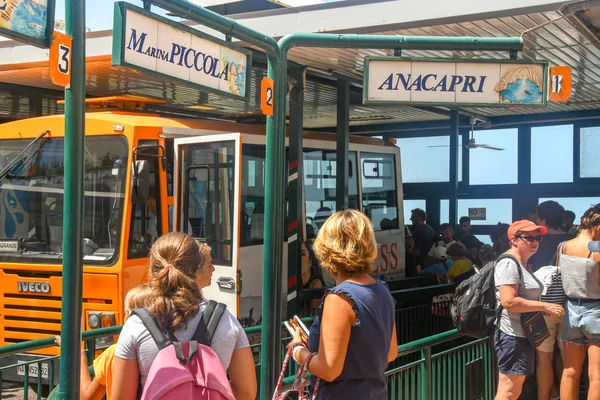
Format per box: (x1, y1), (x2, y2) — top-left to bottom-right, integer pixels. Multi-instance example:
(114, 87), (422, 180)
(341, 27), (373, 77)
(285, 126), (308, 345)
(364, 57), (548, 106)
(112, 2), (251, 101)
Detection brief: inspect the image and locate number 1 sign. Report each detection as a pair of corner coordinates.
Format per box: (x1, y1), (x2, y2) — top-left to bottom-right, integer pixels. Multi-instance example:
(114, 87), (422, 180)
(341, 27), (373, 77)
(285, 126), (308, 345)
(49, 31), (72, 87)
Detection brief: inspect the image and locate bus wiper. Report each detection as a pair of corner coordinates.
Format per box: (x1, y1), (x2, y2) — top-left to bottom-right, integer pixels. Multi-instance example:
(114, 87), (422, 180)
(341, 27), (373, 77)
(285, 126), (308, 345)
(0, 130), (50, 182)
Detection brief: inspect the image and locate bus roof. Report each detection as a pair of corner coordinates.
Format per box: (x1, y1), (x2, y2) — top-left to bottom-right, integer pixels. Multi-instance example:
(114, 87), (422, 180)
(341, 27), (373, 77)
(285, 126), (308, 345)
(0, 110), (393, 147)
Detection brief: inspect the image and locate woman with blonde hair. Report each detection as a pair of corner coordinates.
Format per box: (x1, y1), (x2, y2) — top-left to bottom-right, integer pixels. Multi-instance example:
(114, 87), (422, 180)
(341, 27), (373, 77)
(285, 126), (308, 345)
(112, 232), (256, 400)
(289, 209), (398, 399)
(559, 204), (600, 400)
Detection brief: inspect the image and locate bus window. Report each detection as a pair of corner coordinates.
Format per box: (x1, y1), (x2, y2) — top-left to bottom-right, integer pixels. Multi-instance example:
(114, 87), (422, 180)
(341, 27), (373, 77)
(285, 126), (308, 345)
(128, 141), (162, 258)
(180, 141), (235, 266)
(304, 150), (358, 237)
(240, 144), (290, 246)
(0, 136), (128, 265)
(361, 153), (399, 231)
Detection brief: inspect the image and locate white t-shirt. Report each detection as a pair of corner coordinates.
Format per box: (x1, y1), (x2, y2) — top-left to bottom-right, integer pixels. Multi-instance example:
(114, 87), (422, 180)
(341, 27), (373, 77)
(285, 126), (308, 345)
(494, 257), (543, 338)
(115, 302), (249, 385)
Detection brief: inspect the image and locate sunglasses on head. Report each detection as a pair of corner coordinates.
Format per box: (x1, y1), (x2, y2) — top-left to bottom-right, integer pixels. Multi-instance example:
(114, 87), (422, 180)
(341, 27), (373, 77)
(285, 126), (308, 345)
(516, 234), (542, 243)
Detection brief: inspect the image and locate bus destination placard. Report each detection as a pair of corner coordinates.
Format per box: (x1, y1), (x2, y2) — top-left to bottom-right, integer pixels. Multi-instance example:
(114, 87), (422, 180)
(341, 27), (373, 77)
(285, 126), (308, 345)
(364, 57), (548, 107)
(112, 2), (252, 101)
(0, 239), (21, 253)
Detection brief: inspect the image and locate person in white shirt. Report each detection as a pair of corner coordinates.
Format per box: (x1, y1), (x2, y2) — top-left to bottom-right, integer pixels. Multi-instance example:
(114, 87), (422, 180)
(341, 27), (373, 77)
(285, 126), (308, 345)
(425, 223), (456, 267)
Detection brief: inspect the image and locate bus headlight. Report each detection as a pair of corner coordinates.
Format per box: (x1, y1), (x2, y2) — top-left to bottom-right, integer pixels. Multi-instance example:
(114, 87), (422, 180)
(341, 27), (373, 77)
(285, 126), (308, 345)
(88, 312), (101, 329)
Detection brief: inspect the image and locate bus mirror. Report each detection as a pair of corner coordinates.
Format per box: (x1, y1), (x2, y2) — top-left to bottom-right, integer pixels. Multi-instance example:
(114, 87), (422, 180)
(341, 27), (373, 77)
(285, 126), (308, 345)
(131, 160), (150, 203)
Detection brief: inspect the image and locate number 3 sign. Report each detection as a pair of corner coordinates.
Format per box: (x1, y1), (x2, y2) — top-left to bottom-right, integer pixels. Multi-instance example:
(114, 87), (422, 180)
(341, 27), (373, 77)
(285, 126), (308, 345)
(50, 32), (72, 88)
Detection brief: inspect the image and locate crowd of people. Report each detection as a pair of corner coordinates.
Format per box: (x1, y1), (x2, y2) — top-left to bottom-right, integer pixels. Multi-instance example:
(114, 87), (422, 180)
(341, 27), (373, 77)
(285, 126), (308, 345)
(407, 204), (579, 283)
(407, 201), (600, 400)
(54, 200), (600, 399)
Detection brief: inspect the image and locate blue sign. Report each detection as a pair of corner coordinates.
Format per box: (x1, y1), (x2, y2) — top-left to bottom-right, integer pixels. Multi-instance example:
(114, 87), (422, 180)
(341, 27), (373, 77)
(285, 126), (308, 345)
(0, 0), (55, 48)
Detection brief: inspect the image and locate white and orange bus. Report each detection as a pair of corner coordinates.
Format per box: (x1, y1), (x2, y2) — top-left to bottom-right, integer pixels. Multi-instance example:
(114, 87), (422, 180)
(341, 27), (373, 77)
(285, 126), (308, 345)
(0, 97), (405, 375)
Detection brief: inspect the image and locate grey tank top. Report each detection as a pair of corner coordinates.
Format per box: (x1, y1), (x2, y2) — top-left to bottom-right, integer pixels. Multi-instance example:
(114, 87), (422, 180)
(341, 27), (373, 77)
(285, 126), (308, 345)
(559, 243), (600, 299)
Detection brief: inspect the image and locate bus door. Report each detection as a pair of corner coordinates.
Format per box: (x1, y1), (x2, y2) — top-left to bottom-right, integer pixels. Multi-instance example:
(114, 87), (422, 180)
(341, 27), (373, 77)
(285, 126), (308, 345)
(173, 134), (241, 314)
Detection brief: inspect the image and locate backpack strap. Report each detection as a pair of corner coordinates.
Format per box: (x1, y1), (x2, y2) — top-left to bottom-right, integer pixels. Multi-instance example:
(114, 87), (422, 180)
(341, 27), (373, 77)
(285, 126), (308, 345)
(173, 341), (198, 364)
(497, 254), (523, 282)
(192, 300), (227, 346)
(132, 308), (173, 350)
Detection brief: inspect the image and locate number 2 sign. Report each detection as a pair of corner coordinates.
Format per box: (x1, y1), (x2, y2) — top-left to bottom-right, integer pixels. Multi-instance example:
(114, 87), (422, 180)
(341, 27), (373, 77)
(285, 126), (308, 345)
(49, 32), (72, 88)
(261, 77), (274, 117)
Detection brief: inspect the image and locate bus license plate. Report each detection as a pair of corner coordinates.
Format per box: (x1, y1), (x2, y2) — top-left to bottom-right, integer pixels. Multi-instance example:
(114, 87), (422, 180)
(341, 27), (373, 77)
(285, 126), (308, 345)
(16, 363), (49, 379)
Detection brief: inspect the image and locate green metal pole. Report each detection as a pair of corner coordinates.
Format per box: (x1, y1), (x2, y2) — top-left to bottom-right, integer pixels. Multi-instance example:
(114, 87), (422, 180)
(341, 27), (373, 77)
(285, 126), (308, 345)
(286, 66), (305, 318)
(336, 78), (350, 211)
(259, 51), (287, 399)
(279, 33), (523, 52)
(146, 3), (284, 398)
(449, 111), (459, 227)
(58, 0), (86, 399)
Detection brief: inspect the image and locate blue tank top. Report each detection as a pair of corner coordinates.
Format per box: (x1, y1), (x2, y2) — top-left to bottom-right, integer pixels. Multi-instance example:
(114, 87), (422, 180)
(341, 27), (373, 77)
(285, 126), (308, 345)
(308, 279), (395, 399)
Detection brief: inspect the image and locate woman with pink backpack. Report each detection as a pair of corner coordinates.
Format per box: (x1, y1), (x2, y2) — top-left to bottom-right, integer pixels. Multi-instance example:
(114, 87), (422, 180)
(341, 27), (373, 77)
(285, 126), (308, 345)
(111, 232), (256, 400)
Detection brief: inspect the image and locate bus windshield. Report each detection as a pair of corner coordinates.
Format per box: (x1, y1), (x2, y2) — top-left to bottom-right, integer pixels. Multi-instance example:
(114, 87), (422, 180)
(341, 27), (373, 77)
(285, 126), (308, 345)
(0, 135), (129, 265)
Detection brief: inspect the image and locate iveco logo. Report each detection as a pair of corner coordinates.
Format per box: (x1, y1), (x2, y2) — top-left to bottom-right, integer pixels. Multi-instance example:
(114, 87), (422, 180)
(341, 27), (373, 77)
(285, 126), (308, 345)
(17, 282), (51, 294)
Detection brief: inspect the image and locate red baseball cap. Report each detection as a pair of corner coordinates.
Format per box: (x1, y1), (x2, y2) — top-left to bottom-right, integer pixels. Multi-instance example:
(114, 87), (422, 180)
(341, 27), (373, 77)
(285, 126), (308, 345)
(508, 220), (547, 240)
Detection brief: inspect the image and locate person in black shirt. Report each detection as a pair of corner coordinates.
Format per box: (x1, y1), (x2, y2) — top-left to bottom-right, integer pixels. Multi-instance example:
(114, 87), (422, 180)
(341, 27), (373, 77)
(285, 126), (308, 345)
(529, 201), (573, 271)
(457, 216), (481, 263)
(490, 223), (510, 256)
(409, 208), (438, 274)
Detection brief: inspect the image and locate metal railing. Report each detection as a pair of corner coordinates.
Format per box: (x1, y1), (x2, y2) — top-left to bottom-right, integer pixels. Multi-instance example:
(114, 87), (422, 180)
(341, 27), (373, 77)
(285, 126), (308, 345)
(0, 326), (120, 400)
(1, 326), (497, 400)
(1, 285), (458, 398)
(386, 330), (497, 400)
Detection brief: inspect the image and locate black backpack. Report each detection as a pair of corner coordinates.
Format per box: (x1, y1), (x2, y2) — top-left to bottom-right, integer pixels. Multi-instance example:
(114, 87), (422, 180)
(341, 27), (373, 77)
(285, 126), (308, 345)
(451, 254), (519, 338)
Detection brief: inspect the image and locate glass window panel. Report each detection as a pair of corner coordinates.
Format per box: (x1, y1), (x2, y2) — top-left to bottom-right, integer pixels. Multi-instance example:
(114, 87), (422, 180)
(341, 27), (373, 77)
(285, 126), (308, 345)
(0, 136), (128, 265)
(440, 199), (449, 224)
(531, 125), (573, 183)
(303, 149), (358, 235)
(580, 127), (600, 178)
(457, 199), (513, 225)
(361, 153), (399, 231)
(538, 197), (600, 224)
(475, 234), (493, 246)
(396, 136), (462, 183)
(404, 199), (426, 226)
(180, 141), (235, 265)
(469, 129), (518, 185)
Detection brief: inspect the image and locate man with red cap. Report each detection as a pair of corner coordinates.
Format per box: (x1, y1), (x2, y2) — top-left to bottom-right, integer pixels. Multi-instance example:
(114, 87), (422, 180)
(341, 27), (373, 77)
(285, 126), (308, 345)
(494, 220), (565, 400)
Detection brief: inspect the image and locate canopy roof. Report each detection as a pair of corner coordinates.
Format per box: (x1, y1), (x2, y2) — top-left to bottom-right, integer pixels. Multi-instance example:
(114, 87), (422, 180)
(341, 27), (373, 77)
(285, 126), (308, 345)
(0, 0), (599, 129)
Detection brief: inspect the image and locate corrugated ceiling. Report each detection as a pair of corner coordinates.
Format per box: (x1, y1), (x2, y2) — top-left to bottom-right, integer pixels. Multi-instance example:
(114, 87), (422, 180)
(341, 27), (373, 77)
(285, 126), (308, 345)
(1, 8), (600, 128)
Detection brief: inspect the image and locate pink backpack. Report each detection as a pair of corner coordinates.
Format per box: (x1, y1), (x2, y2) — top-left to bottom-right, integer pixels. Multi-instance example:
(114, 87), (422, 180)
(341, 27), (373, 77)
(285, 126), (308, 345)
(134, 301), (235, 400)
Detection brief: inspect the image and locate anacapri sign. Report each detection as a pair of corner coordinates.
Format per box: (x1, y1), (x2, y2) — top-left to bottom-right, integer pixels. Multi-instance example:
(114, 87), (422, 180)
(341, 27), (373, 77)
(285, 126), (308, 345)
(364, 57), (548, 106)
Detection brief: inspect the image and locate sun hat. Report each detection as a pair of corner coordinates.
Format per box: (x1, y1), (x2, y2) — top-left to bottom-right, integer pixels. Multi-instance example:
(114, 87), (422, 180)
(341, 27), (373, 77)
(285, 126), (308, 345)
(508, 220), (547, 240)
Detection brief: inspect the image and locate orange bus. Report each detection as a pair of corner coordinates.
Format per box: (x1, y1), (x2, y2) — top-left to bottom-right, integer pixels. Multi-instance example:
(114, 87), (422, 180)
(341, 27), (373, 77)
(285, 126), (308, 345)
(0, 97), (405, 382)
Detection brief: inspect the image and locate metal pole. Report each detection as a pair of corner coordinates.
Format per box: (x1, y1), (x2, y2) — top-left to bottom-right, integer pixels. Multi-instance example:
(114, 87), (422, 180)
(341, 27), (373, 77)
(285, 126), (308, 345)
(449, 111), (459, 227)
(260, 52), (286, 399)
(279, 33), (523, 53)
(146, 3), (283, 398)
(422, 347), (432, 400)
(59, 0), (86, 398)
(336, 79), (349, 211)
(286, 66), (305, 318)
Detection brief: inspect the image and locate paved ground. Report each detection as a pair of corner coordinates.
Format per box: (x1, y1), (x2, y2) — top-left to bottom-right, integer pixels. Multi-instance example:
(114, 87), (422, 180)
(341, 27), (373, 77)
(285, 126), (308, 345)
(1, 382), (45, 400)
